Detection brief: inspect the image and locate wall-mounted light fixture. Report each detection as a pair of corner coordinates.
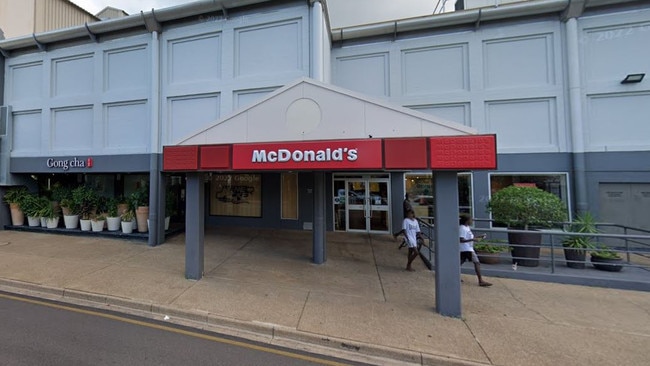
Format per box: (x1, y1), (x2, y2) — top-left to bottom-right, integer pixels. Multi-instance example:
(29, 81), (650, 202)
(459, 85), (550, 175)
(621, 73), (645, 84)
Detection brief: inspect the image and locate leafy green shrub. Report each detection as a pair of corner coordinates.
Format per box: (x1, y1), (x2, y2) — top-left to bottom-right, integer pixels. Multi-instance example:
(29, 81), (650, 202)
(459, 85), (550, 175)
(487, 186), (567, 230)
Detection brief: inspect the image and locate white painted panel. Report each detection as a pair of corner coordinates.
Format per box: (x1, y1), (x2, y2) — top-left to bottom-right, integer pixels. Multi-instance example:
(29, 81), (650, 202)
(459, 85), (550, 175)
(12, 112), (42, 153)
(236, 20), (301, 77)
(234, 87), (277, 110)
(402, 44), (468, 95)
(334, 53), (389, 97)
(105, 102), (149, 149)
(584, 23), (650, 83)
(409, 103), (470, 126)
(51, 107), (93, 150)
(53, 55), (94, 97)
(587, 93), (650, 149)
(10, 63), (43, 102)
(486, 99), (556, 150)
(169, 95), (220, 143)
(484, 35), (553, 89)
(105, 46), (148, 91)
(364, 104), (423, 137)
(169, 33), (221, 84)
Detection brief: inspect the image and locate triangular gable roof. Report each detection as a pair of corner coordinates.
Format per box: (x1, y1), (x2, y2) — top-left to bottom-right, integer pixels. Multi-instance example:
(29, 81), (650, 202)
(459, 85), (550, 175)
(177, 77), (476, 146)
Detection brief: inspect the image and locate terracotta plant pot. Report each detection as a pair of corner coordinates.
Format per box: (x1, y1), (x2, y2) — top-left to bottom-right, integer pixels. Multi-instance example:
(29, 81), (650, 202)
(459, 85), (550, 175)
(135, 206), (149, 233)
(9, 203), (25, 226)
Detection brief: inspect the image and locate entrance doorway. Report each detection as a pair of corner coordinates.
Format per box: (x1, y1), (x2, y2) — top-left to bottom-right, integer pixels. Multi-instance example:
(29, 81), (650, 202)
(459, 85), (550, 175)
(333, 174), (390, 233)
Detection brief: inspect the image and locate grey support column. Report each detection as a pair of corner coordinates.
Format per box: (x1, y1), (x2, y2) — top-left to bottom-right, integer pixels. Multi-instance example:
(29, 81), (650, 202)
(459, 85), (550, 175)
(433, 171), (462, 317)
(185, 173), (205, 280)
(313, 171), (326, 264)
(147, 166), (163, 247)
(391, 172), (405, 232)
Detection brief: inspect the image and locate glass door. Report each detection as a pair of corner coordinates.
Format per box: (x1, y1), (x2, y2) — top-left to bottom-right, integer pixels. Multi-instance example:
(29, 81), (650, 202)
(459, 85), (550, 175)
(336, 177), (390, 233)
(368, 179), (389, 232)
(346, 180), (367, 231)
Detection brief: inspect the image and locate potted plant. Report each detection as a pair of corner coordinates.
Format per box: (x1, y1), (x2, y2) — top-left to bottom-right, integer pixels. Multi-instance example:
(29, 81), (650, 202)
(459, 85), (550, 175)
(3, 186), (28, 226)
(131, 185), (149, 233)
(41, 203), (60, 229)
(60, 198), (80, 229)
(487, 186), (567, 267)
(121, 210), (135, 234)
(91, 214), (106, 232)
(474, 239), (508, 265)
(50, 185), (70, 218)
(562, 212), (598, 269)
(106, 198), (121, 231)
(590, 246), (623, 272)
(21, 194), (41, 227)
(72, 185), (98, 231)
(36, 196), (54, 228)
(117, 195), (129, 217)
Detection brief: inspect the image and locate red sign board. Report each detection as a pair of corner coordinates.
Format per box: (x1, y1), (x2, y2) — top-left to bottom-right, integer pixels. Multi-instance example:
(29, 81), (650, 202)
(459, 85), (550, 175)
(232, 139), (383, 170)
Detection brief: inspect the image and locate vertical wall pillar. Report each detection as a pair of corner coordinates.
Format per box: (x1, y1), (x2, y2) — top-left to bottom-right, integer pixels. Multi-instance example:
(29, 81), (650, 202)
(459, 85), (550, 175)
(434, 171), (462, 317)
(391, 172), (405, 233)
(313, 171), (326, 264)
(148, 30), (163, 246)
(566, 18), (588, 213)
(185, 173), (205, 280)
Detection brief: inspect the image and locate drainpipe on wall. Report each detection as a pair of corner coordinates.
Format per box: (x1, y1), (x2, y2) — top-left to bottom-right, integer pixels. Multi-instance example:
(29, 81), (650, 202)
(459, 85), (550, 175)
(148, 30), (163, 246)
(310, 0), (324, 81)
(565, 17), (588, 214)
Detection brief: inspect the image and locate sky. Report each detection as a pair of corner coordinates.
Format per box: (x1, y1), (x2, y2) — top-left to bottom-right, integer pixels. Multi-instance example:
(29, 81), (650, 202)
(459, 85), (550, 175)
(69, 0), (438, 29)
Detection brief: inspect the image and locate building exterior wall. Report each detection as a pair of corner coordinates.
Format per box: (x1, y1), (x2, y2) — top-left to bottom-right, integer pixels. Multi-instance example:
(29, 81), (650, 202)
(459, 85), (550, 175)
(1, 0), (649, 231)
(330, 3), (650, 223)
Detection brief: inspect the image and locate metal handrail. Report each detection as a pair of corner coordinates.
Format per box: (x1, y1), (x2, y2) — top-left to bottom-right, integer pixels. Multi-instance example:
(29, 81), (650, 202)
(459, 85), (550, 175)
(414, 217), (650, 274)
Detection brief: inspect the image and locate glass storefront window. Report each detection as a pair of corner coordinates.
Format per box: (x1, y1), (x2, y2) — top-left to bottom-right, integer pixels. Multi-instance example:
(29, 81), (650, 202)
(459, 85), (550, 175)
(210, 174), (262, 217)
(404, 173), (473, 218)
(489, 173), (569, 209)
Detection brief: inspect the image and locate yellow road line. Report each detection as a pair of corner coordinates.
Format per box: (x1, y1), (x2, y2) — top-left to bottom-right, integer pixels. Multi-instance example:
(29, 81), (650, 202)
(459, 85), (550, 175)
(0, 292), (350, 366)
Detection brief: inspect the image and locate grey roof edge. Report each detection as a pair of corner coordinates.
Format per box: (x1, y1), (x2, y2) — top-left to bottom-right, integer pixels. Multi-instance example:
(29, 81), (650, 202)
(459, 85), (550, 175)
(330, 0), (642, 42)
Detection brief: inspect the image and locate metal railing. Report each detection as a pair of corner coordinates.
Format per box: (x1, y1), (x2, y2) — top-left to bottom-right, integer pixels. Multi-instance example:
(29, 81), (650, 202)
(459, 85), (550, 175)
(415, 217), (650, 276)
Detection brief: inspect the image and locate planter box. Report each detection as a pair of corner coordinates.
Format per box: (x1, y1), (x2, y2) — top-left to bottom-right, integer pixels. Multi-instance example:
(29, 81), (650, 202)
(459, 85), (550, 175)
(508, 231), (541, 267)
(91, 220), (105, 232)
(46, 217), (60, 229)
(80, 219), (92, 231)
(107, 217), (121, 231)
(591, 256), (623, 272)
(64, 215), (79, 229)
(27, 216), (40, 227)
(476, 250), (501, 264)
(121, 220), (134, 234)
(564, 248), (586, 269)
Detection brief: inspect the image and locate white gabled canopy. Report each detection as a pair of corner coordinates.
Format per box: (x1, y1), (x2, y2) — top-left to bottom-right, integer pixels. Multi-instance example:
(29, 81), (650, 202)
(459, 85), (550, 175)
(178, 77), (476, 146)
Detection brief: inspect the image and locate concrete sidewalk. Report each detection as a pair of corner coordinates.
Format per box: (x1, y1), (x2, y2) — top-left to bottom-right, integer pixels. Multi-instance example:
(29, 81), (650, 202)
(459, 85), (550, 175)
(0, 229), (648, 366)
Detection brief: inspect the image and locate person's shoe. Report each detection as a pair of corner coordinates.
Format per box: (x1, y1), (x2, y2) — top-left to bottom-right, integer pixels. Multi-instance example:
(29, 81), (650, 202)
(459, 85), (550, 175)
(479, 281), (492, 287)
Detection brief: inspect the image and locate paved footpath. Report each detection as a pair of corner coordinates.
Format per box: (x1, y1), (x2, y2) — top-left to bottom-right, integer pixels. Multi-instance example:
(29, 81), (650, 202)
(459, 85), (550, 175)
(0, 229), (648, 366)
